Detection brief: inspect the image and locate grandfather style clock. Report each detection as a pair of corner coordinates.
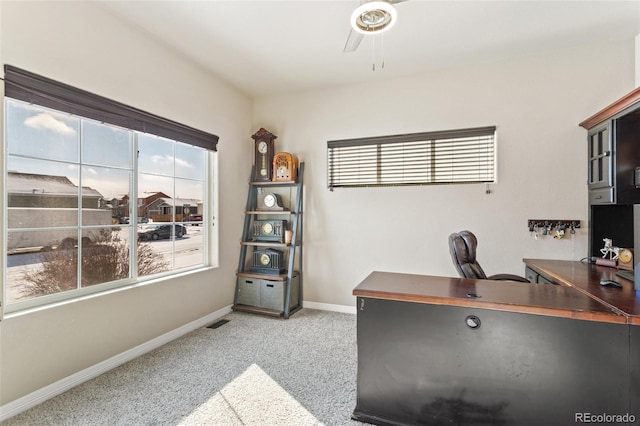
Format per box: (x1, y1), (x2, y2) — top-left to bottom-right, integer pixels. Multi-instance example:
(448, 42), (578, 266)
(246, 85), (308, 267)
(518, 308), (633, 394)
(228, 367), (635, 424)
(252, 128), (277, 181)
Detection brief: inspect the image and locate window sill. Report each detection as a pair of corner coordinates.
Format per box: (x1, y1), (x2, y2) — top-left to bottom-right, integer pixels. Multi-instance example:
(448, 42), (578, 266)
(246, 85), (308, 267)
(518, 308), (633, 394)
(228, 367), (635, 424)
(2, 265), (218, 320)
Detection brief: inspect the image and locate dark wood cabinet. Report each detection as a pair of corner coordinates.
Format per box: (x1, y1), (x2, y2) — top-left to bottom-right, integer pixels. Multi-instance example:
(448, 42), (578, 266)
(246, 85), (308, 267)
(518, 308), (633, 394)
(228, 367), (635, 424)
(614, 110), (640, 204)
(581, 89), (640, 270)
(583, 105), (640, 206)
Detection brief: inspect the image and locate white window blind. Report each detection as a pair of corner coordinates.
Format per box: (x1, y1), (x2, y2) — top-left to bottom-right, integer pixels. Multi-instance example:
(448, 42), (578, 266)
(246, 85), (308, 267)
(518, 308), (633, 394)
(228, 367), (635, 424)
(327, 127), (496, 189)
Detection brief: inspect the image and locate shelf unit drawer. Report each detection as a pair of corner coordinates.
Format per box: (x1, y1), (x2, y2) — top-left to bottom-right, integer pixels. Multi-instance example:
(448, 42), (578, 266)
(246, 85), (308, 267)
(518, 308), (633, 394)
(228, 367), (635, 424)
(237, 277), (261, 306)
(236, 274), (299, 311)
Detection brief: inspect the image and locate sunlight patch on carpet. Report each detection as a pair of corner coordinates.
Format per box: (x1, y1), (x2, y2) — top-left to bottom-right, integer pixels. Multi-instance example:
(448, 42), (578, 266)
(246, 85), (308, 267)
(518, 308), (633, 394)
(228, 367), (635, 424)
(179, 363), (324, 425)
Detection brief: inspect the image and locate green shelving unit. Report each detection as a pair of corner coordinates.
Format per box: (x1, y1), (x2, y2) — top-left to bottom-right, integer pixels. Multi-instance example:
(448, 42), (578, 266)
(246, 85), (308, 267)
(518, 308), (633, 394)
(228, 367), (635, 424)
(232, 162), (304, 319)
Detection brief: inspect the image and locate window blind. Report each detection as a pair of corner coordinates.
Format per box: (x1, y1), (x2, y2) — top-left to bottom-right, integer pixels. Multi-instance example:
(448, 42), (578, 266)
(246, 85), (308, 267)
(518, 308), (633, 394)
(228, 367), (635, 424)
(3, 65), (219, 151)
(327, 127), (496, 189)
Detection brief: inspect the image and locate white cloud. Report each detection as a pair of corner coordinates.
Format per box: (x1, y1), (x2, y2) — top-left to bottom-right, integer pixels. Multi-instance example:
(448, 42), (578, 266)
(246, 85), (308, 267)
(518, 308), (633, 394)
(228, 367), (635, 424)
(24, 113), (76, 135)
(149, 155), (193, 170)
(151, 154), (173, 166)
(175, 157), (194, 169)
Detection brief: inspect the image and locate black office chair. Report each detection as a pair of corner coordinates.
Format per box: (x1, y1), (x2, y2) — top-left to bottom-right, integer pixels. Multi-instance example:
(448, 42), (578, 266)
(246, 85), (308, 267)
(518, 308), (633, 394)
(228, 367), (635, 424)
(448, 230), (530, 282)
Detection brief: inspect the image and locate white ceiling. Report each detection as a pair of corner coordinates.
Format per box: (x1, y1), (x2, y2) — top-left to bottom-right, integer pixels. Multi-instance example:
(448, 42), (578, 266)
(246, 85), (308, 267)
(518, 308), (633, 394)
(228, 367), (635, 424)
(99, 0), (640, 98)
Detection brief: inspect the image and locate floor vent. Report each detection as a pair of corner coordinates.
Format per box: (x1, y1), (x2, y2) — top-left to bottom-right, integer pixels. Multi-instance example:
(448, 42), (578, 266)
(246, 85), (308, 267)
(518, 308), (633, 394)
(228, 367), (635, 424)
(207, 319), (230, 329)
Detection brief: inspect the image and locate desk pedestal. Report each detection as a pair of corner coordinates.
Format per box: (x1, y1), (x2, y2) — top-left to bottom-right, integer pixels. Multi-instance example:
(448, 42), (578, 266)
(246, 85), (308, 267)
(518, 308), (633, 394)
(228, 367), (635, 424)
(353, 297), (632, 425)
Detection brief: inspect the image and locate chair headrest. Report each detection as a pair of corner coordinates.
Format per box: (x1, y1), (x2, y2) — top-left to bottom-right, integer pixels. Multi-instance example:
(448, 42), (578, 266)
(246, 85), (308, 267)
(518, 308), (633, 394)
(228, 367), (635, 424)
(448, 230), (486, 279)
(449, 230), (478, 264)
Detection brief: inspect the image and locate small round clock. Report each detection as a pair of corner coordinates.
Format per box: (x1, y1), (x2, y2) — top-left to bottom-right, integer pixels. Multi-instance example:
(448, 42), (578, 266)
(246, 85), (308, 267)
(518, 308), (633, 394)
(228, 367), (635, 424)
(260, 253), (271, 265)
(264, 193), (277, 208)
(260, 192), (285, 211)
(618, 248), (634, 271)
(261, 222), (273, 235)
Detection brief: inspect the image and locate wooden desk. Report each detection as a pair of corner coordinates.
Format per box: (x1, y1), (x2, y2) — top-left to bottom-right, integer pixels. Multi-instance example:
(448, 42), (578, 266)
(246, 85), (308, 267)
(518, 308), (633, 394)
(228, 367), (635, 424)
(353, 271), (626, 323)
(524, 259), (640, 421)
(352, 271), (638, 426)
(524, 258), (640, 324)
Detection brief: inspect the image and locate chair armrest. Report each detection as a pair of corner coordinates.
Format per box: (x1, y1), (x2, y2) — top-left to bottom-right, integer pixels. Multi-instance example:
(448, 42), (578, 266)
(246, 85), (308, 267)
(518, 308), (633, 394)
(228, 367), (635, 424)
(487, 273), (530, 283)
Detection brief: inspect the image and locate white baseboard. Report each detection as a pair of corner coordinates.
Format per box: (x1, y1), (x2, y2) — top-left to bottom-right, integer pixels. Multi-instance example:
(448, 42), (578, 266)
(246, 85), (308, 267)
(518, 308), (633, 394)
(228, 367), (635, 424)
(302, 300), (356, 315)
(0, 304), (233, 422)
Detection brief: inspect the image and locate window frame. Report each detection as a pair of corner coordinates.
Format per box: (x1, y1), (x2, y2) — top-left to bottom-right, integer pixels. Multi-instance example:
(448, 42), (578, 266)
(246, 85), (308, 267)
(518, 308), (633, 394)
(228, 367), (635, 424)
(2, 67), (218, 315)
(327, 126), (496, 189)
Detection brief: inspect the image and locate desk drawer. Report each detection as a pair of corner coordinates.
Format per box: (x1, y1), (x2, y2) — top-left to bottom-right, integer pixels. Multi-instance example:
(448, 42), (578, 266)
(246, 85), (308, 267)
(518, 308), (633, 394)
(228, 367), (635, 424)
(524, 267), (558, 285)
(538, 274), (558, 285)
(525, 267), (539, 284)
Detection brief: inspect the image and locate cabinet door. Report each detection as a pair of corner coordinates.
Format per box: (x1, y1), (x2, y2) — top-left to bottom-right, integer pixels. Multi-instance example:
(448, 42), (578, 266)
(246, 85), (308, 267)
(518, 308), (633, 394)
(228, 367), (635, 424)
(588, 123), (613, 189)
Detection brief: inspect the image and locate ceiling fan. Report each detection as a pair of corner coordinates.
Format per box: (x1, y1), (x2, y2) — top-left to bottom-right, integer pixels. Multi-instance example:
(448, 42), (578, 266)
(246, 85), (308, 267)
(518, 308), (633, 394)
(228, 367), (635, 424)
(343, 0), (408, 53)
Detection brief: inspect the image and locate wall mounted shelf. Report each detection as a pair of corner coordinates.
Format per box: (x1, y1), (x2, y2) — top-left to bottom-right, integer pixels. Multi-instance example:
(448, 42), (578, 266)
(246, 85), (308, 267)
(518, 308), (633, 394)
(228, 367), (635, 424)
(527, 220), (581, 230)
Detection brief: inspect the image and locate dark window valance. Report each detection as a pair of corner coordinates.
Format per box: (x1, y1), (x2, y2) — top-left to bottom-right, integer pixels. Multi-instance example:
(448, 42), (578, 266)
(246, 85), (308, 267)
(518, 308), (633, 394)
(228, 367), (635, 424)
(3, 65), (218, 151)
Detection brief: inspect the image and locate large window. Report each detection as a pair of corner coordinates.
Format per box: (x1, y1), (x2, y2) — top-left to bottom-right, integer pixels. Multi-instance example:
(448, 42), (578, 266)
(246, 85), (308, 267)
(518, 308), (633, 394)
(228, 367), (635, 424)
(3, 66), (218, 313)
(327, 127), (496, 189)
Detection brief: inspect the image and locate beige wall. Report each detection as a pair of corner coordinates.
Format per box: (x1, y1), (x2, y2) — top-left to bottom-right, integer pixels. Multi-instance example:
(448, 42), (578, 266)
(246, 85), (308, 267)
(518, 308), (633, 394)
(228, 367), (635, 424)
(254, 39), (635, 307)
(0, 1), (252, 406)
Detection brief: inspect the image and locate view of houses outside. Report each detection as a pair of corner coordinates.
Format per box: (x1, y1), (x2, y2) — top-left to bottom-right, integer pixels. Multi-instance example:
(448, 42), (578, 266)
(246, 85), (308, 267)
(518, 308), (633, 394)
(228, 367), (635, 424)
(4, 98), (207, 307)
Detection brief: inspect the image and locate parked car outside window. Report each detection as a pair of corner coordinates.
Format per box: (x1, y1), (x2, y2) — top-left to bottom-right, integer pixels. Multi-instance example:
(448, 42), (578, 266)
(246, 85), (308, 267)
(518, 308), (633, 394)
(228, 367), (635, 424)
(187, 214), (203, 225)
(138, 224), (187, 241)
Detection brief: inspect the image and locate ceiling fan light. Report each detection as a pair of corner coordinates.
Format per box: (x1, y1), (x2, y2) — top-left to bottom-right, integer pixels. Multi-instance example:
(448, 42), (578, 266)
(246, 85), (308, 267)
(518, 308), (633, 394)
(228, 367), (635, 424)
(351, 1), (397, 35)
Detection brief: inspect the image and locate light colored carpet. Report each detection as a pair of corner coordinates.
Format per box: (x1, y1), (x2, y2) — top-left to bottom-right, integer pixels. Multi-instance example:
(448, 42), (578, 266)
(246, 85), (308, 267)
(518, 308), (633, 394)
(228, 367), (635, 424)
(3, 309), (367, 426)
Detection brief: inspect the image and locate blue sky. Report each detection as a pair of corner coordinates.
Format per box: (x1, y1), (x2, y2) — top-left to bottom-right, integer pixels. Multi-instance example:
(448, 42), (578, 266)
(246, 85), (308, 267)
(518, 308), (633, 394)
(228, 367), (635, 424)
(6, 98), (205, 201)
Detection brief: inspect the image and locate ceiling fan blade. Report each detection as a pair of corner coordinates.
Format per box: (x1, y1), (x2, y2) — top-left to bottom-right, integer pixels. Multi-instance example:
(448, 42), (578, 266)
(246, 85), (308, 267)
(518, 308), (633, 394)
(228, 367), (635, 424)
(388, 0), (408, 3)
(343, 29), (364, 53)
